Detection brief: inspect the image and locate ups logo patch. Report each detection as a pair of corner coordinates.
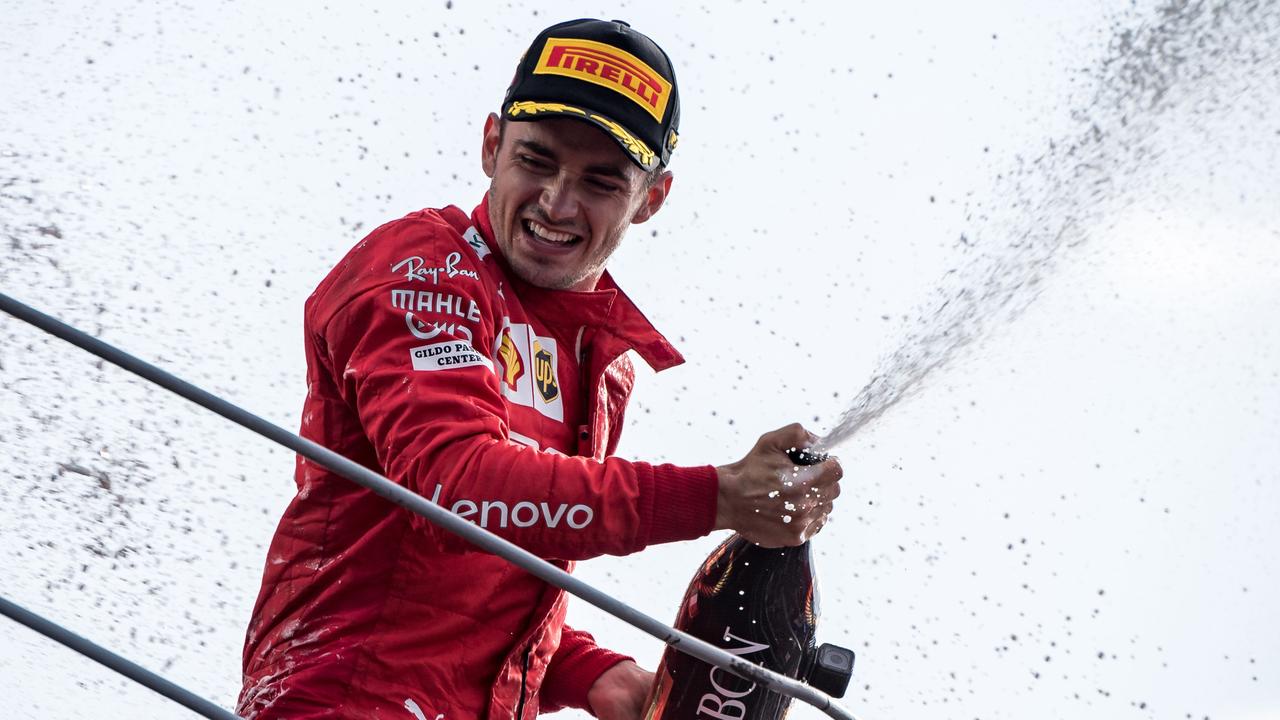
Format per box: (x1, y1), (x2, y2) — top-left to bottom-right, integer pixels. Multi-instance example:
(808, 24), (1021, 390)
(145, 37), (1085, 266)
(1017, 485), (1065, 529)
(533, 340), (559, 404)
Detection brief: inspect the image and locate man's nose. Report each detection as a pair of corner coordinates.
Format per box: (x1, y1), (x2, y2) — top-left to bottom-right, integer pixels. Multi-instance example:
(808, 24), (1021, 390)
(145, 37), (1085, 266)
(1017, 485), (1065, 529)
(538, 174), (578, 224)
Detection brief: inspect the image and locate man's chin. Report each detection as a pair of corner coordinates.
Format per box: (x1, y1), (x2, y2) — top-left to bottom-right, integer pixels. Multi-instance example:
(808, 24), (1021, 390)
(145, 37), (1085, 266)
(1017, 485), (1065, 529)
(510, 258), (580, 290)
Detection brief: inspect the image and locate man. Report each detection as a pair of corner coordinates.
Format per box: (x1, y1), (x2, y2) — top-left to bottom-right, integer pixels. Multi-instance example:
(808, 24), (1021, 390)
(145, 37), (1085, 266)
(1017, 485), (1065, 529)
(238, 18), (842, 720)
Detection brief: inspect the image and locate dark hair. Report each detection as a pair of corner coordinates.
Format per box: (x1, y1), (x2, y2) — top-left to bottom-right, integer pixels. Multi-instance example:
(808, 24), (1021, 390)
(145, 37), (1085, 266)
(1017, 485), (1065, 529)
(496, 117), (665, 187)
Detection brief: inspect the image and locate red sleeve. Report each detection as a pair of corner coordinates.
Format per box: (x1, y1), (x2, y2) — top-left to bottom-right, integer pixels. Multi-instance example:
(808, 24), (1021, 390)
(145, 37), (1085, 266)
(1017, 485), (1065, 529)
(539, 626), (633, 715)
(310, 215), (718, 560)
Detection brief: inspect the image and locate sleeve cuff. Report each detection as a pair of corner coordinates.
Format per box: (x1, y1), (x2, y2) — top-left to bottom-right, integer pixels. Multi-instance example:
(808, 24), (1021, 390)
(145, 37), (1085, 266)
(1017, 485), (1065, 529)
(540, 646), (633, 714)
(638, 463), (719, 548)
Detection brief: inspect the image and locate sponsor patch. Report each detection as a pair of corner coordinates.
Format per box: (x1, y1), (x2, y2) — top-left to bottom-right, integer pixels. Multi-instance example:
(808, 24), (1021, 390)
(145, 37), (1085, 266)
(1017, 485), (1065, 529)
(428, 483), (593, 529)
(391, 289), (481, 321)
(391, 252), (478, 284)
(402, 699), (437, 720)
(391, 288), (481, 342)
(492, 322), (563, 421)
(463, 227), (491, 261)
(533, 37), (672, 121)
(410, 340), (490, 372)
(403, 314), (473, 343)
(533, 340), (559, 404)
(496, 327), (525, 391)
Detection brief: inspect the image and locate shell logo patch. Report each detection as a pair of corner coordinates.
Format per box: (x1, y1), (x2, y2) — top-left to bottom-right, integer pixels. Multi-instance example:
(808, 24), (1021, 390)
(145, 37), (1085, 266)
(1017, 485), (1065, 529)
(496, 329), (523, 391)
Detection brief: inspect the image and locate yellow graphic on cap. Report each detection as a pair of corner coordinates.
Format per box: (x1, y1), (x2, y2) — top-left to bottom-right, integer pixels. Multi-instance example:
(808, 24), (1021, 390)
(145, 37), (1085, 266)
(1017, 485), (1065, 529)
(507, 101), (657, 169)
(534, 37), (673, 122)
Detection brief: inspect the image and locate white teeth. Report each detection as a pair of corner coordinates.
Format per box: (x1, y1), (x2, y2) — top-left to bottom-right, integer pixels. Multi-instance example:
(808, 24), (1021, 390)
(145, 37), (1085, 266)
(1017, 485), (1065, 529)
(525, 219), (578, 244)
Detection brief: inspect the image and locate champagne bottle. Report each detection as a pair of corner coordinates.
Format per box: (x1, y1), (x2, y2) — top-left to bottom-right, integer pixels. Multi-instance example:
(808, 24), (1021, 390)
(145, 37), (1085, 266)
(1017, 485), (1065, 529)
(643, 448), (855, 719)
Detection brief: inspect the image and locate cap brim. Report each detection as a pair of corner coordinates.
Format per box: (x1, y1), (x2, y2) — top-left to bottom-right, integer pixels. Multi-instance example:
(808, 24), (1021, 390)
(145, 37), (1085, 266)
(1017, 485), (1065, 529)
(505, 100), (660, 171)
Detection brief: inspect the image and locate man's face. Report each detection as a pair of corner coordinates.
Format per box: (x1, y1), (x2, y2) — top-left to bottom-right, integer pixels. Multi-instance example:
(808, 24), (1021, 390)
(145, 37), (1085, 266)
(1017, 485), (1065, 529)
(481, 114), (672, 291)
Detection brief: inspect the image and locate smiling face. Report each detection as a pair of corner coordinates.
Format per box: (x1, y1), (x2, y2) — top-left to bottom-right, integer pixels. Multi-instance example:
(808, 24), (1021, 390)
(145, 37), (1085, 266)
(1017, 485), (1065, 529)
(481, 113), (673, 291)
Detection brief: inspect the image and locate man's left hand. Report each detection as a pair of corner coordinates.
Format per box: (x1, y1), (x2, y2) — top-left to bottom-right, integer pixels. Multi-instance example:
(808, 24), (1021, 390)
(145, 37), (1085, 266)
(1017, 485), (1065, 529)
(586, 661), (654, 720)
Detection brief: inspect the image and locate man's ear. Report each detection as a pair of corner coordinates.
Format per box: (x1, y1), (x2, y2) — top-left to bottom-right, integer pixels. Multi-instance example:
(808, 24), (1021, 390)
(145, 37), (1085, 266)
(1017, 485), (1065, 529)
(481, 112), (501, 178)
(630, 170), (674, 224)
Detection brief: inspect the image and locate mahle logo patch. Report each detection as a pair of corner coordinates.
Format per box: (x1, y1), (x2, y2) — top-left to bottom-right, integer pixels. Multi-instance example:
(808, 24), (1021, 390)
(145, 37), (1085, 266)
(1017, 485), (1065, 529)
(534, 37), (672, 121)
(533, 340), (559, 404)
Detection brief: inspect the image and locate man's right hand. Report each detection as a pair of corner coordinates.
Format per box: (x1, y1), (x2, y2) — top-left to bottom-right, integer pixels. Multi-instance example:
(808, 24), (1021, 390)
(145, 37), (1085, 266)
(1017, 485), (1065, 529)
(714, 423), (843, 547)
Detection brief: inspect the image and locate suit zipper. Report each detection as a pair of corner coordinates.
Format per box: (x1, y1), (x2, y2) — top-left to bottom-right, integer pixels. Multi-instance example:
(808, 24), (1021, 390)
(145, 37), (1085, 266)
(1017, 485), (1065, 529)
(513, 645), (532, 719)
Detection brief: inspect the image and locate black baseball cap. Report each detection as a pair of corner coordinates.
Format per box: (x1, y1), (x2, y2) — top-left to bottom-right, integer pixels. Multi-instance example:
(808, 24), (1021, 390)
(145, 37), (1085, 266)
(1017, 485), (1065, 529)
(501, 19), (681, 171)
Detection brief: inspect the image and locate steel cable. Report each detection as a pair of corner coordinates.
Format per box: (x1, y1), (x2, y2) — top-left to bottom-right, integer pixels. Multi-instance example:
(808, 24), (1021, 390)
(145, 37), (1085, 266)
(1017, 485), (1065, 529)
(0, 594), (243, 719)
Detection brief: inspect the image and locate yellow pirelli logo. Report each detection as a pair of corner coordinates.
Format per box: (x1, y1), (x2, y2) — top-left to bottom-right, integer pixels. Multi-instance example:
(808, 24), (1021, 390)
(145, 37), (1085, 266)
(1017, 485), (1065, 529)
(534, 37), (673, 122)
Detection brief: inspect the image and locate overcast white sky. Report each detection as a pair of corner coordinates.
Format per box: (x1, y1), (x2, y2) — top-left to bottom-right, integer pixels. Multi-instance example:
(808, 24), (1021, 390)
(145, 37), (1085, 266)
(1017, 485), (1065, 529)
(2, 1), (1278, 719)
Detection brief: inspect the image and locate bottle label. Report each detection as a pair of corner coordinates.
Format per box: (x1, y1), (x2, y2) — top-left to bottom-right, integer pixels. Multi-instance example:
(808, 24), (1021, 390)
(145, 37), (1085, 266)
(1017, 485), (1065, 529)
(692, 627), (771, 718)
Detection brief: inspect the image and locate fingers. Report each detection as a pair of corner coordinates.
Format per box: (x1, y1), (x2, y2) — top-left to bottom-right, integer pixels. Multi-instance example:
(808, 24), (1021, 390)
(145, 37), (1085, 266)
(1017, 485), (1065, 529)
(798, 474), (839, 502)
(781, 455), (842, 497)
(777, 456), (842, 545)
(726, 424), (844, 547)
(755, 466), (841, 546)
(760, 422), (818, 455)
(801, 502), (835, 541)
(754, 496), (834, 547)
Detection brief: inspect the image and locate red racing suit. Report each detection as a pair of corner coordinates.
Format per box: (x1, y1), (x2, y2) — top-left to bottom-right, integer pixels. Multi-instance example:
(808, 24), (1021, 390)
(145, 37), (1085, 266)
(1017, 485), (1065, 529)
(237, 195), (719, 719)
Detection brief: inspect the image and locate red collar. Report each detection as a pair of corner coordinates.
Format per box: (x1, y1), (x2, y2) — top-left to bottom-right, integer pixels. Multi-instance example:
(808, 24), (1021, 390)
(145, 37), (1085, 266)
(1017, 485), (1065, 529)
(470, 195), (685, 372)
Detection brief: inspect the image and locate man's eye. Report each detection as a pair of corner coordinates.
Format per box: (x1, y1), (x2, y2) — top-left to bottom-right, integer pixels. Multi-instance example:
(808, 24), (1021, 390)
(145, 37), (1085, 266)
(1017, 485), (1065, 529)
(587, 179), (622, 193)
(517, 155), (551, 171)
